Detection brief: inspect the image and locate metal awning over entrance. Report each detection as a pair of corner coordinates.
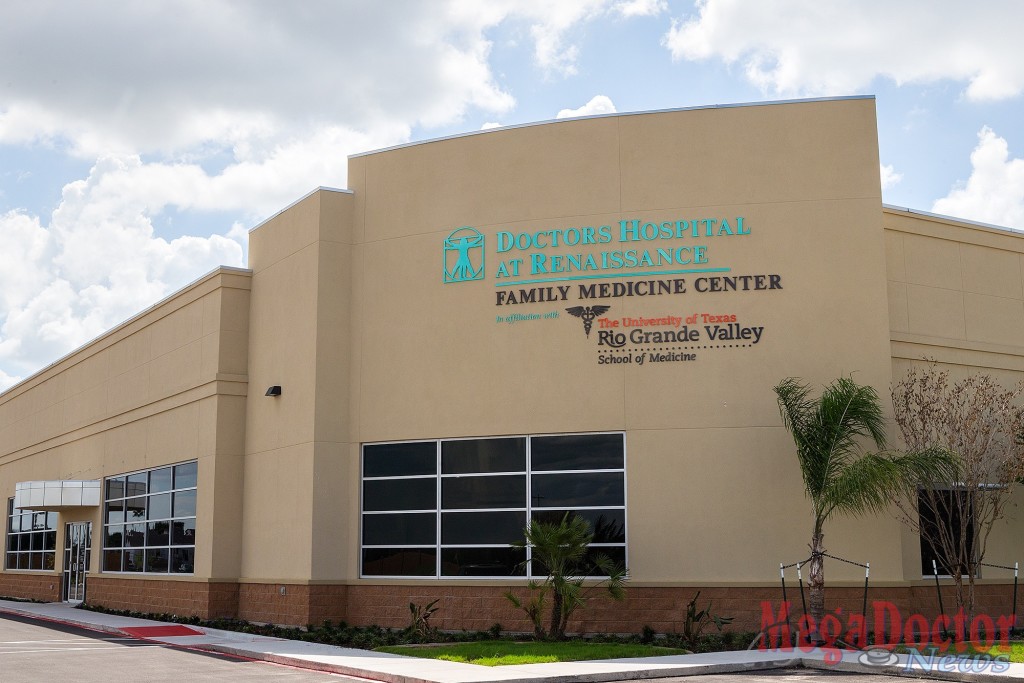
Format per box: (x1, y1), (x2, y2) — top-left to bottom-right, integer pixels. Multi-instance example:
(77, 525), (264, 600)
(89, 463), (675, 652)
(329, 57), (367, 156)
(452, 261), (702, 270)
(14, 480), (101, 510)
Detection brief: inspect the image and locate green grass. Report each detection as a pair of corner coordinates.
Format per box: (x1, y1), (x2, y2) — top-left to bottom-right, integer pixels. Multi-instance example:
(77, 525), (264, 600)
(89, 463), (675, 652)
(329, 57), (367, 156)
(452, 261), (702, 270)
(374, 641), (689, 666)
(988, 642), (1024, 662)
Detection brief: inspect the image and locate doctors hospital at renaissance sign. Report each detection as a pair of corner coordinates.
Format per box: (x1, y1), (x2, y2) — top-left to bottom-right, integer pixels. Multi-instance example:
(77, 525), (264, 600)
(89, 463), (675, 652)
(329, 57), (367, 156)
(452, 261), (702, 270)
(443, 216), (783, 365)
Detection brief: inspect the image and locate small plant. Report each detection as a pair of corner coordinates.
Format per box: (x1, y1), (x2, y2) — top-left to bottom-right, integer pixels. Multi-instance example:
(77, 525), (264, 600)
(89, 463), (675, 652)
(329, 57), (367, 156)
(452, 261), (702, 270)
(407, 599), (440, 638)
(504, 583), (548, 638)
(678, 591), (732, 649)
(640, 624), (656, 644)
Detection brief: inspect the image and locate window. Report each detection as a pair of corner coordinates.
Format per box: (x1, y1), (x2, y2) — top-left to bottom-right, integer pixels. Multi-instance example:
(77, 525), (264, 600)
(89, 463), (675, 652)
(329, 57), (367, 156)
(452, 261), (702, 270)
(102, 461), (197, 574)
(5, 499), (57, 571)
(919, 488), (976, 577)
(361, 433), (626, 578)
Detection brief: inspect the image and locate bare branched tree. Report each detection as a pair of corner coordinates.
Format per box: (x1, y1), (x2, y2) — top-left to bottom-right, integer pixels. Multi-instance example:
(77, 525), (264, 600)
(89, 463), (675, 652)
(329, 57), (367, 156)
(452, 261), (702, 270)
(892, 363), (1024, 620)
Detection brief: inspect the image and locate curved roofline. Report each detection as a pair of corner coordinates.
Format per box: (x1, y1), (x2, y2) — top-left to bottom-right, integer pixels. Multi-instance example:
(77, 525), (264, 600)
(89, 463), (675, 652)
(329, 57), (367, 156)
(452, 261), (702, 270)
(349, 95), (875, 159)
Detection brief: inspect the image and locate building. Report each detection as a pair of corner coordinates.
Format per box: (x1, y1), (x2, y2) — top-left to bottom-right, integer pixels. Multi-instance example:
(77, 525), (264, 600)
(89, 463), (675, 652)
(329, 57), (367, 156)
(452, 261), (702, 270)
(1, 96), (1022, 633)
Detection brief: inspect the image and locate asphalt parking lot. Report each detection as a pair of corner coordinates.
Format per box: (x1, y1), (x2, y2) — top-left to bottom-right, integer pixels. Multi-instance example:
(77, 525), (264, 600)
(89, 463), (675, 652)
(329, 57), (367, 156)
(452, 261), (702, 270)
(0, 612), (353, 682)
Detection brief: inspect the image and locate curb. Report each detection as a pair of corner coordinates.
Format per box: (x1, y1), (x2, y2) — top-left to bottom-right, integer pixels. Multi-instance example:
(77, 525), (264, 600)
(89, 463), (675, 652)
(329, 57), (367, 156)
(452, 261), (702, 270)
(194, 646), (800, 683)
(3, 605), (1023, 683)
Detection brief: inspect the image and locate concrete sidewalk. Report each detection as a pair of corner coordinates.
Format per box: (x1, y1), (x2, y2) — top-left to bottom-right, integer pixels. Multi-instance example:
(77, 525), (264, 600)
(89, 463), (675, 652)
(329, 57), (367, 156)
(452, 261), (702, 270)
(1, 599), (1021, 683)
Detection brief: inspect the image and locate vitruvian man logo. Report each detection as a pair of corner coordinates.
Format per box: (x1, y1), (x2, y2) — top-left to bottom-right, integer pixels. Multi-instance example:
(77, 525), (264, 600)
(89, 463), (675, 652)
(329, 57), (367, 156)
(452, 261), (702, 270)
(443, 227), (485, 283)
(566, 305), (610, 337)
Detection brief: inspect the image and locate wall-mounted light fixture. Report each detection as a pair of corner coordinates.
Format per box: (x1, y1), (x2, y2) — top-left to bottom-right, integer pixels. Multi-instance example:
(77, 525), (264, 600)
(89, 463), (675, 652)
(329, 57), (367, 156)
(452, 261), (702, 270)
(265, 385), (282, 397)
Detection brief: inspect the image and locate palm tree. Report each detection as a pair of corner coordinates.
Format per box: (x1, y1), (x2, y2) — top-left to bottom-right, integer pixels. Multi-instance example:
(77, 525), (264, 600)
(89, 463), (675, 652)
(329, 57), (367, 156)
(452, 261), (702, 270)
(774, 377), (957, 624)
(505, 513), (627, 640)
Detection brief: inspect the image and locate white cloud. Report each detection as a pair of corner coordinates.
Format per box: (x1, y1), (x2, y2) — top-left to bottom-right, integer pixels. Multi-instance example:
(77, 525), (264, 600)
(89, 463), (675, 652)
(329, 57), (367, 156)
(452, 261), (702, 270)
(0, 157), (246, 379)
(932, 127), (1024, 230)
(0, 2), (516, 155)
(663, 0), (1024, 101)
(481, 122), (504, 130)
(0, 1), (659, 386)
(0, 368), (21, 393)
(0, 1), (640, 156)
(521, 1), (607, 77)
(556, 95), (618, 119)
(880, 164), (903, 190)
(614, 0), (667, 17)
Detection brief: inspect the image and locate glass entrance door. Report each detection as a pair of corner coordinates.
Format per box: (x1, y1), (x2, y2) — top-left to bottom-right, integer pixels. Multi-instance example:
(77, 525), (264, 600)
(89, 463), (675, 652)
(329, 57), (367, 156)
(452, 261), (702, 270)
(63, 522), (91, 603)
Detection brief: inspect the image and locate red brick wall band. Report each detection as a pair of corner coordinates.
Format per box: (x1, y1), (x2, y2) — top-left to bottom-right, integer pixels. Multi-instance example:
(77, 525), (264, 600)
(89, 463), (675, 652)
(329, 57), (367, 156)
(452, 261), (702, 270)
(83, 577), (238, 619)
(0, 573), (61, 602)
(341, 584), (1022, 635)
(3, 575), (1018, 634)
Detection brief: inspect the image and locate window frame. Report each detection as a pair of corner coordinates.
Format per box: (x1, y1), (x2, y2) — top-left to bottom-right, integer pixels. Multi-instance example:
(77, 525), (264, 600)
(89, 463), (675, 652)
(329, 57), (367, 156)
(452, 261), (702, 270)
(101, 461), (198, 575)
(4, 498), (58, 572)
(360, 432), (627, 580)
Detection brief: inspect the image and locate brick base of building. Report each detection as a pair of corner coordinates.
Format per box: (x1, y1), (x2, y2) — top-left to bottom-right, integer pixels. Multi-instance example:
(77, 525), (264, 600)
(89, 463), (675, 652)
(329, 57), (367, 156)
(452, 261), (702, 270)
(3, 576), (1018, 634)
(341, 583), (1022, 635)
(84, 577), (239, 619)
(0, 572), (61, 602)
(237, 583), (349, 626)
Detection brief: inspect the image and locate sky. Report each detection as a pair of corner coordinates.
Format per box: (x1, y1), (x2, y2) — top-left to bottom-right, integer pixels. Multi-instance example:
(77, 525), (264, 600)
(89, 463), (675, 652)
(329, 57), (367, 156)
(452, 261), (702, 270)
(1, 0), (1023, 391)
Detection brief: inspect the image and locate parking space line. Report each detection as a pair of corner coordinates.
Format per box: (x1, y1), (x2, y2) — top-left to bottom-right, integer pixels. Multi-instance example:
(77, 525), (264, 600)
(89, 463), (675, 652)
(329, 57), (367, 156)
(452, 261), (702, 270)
(0, 645), (158, 654)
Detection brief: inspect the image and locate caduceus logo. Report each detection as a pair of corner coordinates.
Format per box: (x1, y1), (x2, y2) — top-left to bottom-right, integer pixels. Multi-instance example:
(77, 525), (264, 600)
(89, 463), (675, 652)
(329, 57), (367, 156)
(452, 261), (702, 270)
(443, 226), (485, 283)
(566, 305), (610, 338)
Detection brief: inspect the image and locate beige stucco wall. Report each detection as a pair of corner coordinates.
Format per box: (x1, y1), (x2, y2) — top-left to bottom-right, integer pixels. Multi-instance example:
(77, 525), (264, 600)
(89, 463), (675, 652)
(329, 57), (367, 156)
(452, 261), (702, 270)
(5, 98), (1024, 601)
(332, 97), (901, 585)
(0, 267), (250, 580)
(243, 189), (355, 582)
(886, 207), (1024, 580)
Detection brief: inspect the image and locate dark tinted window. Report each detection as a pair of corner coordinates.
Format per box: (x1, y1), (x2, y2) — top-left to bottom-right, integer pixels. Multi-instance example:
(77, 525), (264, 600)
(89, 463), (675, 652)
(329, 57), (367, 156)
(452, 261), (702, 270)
(919, 490), (975, 576)
(148, 493), (171, 520)
(532, 545), (627, 577)
(150, 467), (173, 493)
(174, 462), (198, 489)
(364, 442), (436, 478)
(363, 478), (436, 511)
(146, 521), (170, 546)
(362, 548), (437, 576)
(360, 434), (624, 578)
(442, 475), (525, 510)
(172, 519), (196, 545)
(441, 546), (526, 577)
(126, 472), (148, 497)
(363, 513), (436, 546)
(102, 462), (198, 575)
(531, 472), (625, 507)
(106, 478), (126, 500)
(531, 509), (626, 543)
(105, 501), (125, 525)
(531, 434), (624, 471)
(442, 511), (526, 545)
(171, 547), (195, 573)
(442, 438), (526, 474)
(173, 490), (196, 517)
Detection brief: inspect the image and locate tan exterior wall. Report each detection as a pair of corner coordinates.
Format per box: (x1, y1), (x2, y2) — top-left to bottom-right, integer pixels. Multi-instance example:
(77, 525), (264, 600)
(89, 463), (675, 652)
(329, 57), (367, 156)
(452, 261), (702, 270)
(241, 188), (354, 592)
(341, 97), (898, 586)
(0, 267), (250, 611)
(885, 207), (1024, 582)
(1, 98), (1022, 630)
